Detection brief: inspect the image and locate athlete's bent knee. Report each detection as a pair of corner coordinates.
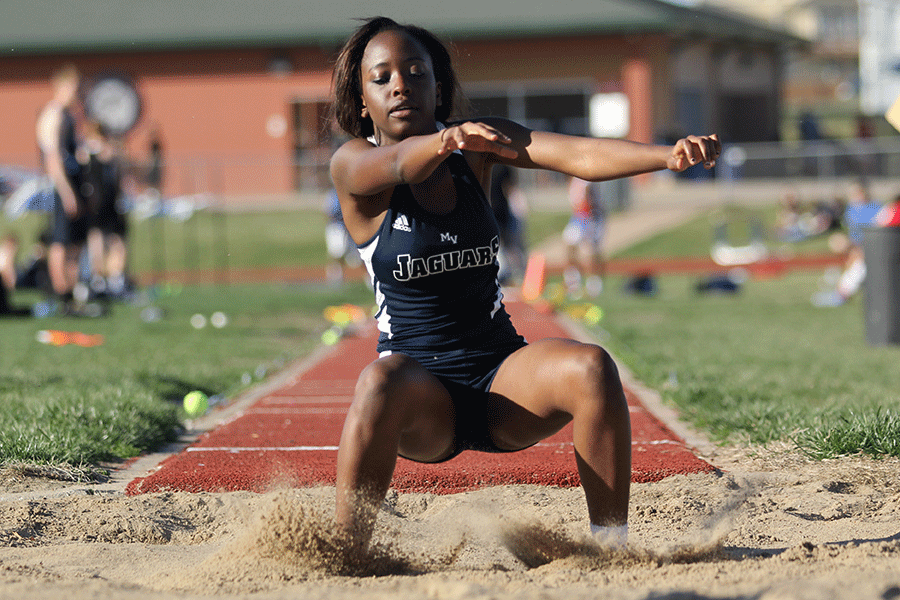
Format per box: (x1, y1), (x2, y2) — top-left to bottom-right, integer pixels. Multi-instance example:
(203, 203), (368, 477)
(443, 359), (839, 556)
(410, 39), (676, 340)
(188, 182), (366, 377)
(571, 344), (626, 412)
(351, 353), (423, 422)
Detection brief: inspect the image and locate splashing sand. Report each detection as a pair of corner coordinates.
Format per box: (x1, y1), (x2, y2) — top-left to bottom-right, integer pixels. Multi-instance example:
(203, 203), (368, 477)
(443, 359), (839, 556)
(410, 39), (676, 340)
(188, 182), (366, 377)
(3, 448), (900, 599)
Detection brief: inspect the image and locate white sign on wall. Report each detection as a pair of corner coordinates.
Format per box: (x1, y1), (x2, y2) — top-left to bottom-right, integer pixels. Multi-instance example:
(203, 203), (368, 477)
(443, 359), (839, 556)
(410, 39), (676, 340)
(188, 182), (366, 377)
(589, 92), (630, 138)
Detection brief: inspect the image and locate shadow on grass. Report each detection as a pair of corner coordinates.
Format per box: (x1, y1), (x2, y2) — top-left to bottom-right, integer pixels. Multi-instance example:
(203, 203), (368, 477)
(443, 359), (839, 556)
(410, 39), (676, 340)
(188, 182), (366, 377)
(134, 372), (217, 404)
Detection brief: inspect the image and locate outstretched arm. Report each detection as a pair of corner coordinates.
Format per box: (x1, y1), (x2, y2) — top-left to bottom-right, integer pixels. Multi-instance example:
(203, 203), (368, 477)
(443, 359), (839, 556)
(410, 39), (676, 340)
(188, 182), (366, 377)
(479, 117), (721, 182)
(330, 122), (518, 198)
(330, 122), (519, 243)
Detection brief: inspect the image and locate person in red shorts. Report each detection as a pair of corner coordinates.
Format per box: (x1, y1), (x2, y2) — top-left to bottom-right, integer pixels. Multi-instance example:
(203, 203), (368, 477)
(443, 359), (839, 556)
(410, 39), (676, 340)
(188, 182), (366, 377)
(876, 193), (900, 228)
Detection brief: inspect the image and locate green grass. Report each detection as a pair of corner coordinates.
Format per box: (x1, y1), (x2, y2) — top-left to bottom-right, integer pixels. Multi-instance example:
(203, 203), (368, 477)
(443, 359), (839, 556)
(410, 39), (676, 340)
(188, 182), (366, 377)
(579, 213), (900, 459)
(0, 281), (373, 474)
(3, 202), (899, 477)
(613, 204), (835, 260)
(0, 205), (570, 476)
(1, 208), (332, 279)
(1, 206), (380, 476)
(128, 209), (333, 274)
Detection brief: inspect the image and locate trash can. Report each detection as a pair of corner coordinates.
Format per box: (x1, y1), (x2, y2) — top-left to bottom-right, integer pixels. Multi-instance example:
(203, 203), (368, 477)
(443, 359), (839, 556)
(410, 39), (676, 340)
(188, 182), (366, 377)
(862, 226), (900, 346)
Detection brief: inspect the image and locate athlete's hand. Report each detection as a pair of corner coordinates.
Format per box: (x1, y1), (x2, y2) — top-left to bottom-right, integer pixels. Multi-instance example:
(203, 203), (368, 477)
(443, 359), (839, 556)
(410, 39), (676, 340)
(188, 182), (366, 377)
(437, 122), (519, 159)
(667, 134), (721, 172)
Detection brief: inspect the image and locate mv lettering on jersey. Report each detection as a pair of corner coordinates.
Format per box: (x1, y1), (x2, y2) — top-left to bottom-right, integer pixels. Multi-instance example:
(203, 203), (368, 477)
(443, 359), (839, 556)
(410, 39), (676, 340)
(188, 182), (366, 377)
(393, 236), (500, 281)
(440, 232), (458, 244)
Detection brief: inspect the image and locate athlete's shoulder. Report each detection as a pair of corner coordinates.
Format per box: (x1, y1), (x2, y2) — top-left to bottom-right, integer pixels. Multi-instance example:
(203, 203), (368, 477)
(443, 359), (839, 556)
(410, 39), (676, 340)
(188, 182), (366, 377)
(330, 137), (375, 166)
(329, 137), (379, 193)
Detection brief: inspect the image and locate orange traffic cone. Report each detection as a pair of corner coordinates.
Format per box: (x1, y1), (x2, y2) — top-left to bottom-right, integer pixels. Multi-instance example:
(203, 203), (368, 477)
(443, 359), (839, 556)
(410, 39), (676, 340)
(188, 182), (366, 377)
(521, 253), (546, 302)
(36, 330), (105, 347)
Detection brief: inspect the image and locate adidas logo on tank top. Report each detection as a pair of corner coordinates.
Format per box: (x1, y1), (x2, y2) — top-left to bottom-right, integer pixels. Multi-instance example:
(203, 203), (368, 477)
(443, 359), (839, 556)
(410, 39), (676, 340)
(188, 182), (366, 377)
(392, 214), (411, 232)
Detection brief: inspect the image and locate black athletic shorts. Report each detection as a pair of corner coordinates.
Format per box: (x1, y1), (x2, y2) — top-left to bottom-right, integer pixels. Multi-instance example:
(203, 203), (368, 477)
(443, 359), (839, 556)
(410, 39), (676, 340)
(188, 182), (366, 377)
(50, 191), (90, 246)
(94, 201), (128, 237)
(393, 338), (531, 463)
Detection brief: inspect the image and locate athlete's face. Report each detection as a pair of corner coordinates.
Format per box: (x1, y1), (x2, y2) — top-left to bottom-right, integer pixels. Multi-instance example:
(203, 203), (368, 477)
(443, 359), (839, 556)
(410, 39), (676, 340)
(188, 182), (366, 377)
(359, 29), (441, 145)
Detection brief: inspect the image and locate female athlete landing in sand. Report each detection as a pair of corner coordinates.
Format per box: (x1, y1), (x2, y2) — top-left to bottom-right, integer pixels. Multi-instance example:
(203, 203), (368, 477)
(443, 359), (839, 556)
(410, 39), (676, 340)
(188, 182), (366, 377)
(329, 16), (720, 551)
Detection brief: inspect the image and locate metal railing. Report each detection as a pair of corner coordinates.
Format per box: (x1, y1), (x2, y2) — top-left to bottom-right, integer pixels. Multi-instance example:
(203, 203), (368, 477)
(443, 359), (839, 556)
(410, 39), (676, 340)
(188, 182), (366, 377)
(5, 136), (900, 215)
(720, 136), (900, 182)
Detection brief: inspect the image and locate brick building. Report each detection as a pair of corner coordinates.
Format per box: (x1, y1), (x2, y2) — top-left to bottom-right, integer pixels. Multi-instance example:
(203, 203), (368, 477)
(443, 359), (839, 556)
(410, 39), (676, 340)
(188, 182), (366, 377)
(0, 0), (800, 203)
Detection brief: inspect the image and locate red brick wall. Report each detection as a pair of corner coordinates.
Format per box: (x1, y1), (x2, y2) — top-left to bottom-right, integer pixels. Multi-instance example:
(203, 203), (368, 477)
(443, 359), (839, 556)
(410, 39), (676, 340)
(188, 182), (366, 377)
(0, 36), (668, 200)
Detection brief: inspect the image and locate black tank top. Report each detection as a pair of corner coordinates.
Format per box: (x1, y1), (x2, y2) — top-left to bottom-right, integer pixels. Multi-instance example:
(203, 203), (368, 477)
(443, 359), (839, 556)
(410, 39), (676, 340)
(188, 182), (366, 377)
(358, 152), (524, 355)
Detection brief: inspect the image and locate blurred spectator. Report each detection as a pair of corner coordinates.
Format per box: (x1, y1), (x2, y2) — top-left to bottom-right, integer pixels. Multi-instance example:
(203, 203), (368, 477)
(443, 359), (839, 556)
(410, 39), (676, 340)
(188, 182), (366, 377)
(1, 230), (52, 293)
(776, 189), (804, 242)
(0, 231), (52, 316)
(146, 125), (164, 195)
(813, 179), (882, 307)
(323, 188), (361, 285)
(0, 234), (18, 294)
(563, 176), (606, 297)
(80, 119), (134, 300)
(489, 163), (528, 285)
(844, 179), (882, 247)
(799, 111), (823, 141)
(777, 190), (843, 243)
(37, 64), (88, 309)
(875, 192), (900, 228)
(799, 112), (827, 176)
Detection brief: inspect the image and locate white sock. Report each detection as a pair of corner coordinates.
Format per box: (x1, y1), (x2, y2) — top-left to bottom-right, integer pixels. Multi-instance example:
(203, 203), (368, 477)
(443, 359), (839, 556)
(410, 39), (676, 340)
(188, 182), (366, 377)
(590, 523), (628, 548)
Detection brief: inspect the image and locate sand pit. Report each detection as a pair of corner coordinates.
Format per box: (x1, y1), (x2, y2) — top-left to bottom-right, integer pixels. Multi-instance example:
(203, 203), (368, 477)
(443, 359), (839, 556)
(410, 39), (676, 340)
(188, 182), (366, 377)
(2, 444), (900, 600)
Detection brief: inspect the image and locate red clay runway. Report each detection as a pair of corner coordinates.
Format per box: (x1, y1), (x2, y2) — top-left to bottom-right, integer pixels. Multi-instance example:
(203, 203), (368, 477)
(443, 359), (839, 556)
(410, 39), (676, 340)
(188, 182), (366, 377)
(126, 300), (716, 496)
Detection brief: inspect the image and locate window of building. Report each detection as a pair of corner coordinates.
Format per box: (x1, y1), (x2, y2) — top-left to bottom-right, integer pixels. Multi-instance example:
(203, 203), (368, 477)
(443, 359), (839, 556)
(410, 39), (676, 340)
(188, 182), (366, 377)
(466, 83), (592, 186)
(291, 100), (333, 191)
(467, 84), (591, 135)
(818, 4), (859, 49)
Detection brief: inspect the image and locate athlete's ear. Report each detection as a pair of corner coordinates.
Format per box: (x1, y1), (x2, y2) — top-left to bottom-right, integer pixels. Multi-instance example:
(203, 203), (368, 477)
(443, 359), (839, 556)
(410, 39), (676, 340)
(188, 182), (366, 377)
(360, 100), (368, 119)
(435, 81), (442, 107)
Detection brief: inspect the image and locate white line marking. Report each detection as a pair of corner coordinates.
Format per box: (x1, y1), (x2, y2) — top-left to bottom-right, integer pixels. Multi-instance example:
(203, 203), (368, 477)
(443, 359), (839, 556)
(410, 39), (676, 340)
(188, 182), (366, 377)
(286, 379), (356, 391)
(186, 446), (339, 453)
(187, 440), (687, 454)
(536, 440), (686, 448)
(633, 439), (687, 447)
(259, 395), (352, 405)
(245, 407), (348, 415)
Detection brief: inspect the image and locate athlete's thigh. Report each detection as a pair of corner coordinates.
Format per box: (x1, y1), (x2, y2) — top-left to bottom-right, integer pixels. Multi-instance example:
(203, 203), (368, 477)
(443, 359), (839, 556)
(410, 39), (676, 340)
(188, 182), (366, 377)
(486, 337), (592, 450)
(366, 353), (457, 462)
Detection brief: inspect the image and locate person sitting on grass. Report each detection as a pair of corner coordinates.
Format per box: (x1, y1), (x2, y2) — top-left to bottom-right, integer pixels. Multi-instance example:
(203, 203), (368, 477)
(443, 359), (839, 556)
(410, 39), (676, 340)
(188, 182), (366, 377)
(1, 231), (53, 316)
(328, 16), (721, 555)
(813, 179), (883, 307)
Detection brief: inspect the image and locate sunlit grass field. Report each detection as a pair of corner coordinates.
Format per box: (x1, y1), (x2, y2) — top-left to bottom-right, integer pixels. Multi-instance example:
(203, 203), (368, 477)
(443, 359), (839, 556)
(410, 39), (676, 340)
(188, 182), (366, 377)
(593, 271), (900, 458)
(585, 208), (900, 459)
(1, 200), (899, 478)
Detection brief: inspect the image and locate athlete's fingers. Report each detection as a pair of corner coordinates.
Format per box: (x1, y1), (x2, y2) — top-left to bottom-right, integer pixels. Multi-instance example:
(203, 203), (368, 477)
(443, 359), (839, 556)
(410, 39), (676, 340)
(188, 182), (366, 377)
(667, 140), (692, 172)
(457, 121), (511, 143)
(710, 133), (722, 156)
(439, 123), (517, 158)
(701, 139), (717, 168)
(695, 134), (721, 168)
(667, 134), (721, 172)
(451, 123), (510, 148)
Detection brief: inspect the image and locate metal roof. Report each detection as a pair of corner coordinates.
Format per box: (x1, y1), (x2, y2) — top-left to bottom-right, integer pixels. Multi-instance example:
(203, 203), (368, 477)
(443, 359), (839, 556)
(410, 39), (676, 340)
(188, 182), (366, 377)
(1, 0), (803, 56)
